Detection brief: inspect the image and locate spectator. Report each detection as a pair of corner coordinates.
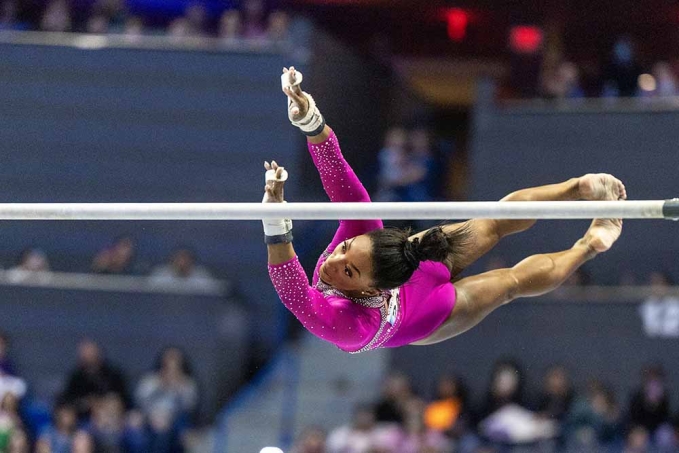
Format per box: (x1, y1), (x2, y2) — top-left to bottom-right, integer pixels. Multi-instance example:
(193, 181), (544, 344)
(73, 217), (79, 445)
(542, 61), (585, 99)
(91, 0), (127, 31)
(150, 248), (214, 286)
(480, 359), (526, 419)
(86, 393), (146, 453)
(0, 333), (16, 377)
(374, 372), (414, 424)
(85, 13), (109, 34)
(123, 16), (144, 37)
(629, 365), (670, 435)
(40, 0), (72, 32)
(62, 339), (130, 420)
(36, 401), (78, 453)
(167, 17), (190, 38)
(0, 371), (26, 406)
(219, 9), (241, 42)
(0, 393), (25, 452)
(406, 127), (437, 202)
(652, 62), (679, 97)
(326, 403), (379, 453)
(0, 0), (27, 31)
(241, 0), (267, 40)
(291, 425), (326, 453)
(7, 248), (51, 283)
(602, 36), (643, 97)
(375, 127), (410, 202)
(7, 427), (29, 453)
(536, 365), (575, 423)
(400, 398), (451, 453)
(566, 380), (623, 450)
(184, 2), (208, 37)
(267, 10), (290, 43)
(624, 425), (650, 453)
(639, 272), (679, 338)
(135, 346), (198, 452)
(71, 430), (95, 453)
(424, 374), (473, 440)
(11, 248), (50, 273)
(91, 236), (142, 275)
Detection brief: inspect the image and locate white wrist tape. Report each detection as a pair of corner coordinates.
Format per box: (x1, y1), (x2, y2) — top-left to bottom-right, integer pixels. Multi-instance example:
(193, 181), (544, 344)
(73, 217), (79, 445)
(262, 169), (292, 236)
(282, 70), (325, 135)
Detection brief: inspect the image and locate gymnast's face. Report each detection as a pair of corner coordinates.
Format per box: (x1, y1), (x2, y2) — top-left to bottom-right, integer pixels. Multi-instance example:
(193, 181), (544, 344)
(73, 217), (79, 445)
(319, 235), (378, 295)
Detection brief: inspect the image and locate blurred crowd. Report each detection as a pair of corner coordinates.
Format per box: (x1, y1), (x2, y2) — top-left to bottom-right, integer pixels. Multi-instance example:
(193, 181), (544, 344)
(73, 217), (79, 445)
(517, 36), (679, 100)
(291, 362), (679, 453)
(0, 336), (199, 453)
(2, 238), (217, 287)
(0, 0), (292, 46)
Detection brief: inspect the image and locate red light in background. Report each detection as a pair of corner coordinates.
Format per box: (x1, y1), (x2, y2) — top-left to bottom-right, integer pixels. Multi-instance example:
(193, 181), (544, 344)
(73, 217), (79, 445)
(444, 8), (469, 42)
(509, 26), (543, 54)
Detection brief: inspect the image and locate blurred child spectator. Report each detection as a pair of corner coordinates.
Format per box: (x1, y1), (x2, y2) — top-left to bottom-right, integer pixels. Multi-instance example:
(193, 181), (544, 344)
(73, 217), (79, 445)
(36, 401), (78, 453)
(629, 365), (670, 436)
(150, 248), (214, 286)
(566, 380), (623, 450)
(0, 333), (16, 377)
(135, 346), (198, 452)
(62, 339), (130, 420)
(86, 393), (146, 452)
(291, 425), (326, 453)
(241, 0), (267, 40)
(374, 372), (414, 424)
(91, 236), (143, 275)
(602, 36), (643, 97)
(40, 0), (72, 32)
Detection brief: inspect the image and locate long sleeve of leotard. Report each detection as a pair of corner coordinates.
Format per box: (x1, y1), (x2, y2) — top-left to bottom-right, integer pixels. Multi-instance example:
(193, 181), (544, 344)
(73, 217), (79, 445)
(267, 131), (384, 352)
(308, 130), (383, 248)
(268, 257), (381, 351)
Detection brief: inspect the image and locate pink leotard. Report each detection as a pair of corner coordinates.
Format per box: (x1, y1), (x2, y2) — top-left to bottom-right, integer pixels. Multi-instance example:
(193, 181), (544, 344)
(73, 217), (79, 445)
(268, 131), (456, 353)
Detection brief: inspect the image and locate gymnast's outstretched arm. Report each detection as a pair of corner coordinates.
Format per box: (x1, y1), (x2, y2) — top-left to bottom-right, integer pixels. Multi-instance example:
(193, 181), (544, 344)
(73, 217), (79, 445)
(283, 67), (382, 248)
(263, 162), (376, 352)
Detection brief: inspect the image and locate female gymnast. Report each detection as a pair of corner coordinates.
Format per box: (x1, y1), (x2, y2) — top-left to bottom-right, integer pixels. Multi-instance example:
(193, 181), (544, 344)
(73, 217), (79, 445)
(263, 67), (625, 354)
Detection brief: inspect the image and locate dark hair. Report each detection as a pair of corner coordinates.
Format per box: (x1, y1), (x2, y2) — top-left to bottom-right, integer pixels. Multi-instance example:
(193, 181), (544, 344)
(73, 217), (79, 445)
(366, 225), (471, 290)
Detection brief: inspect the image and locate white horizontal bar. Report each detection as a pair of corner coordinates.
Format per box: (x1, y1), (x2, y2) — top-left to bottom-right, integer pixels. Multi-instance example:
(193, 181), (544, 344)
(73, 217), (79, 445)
(0, 200), (666, 220)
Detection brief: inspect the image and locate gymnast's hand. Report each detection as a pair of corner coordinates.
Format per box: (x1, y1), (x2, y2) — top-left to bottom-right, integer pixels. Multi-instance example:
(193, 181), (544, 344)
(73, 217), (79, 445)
(263, 160), (287, 203)
(282, 66), (308, 122)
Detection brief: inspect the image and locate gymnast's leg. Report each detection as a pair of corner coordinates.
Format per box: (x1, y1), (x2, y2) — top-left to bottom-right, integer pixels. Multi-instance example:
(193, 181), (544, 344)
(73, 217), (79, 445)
(411, 217), (622, 345)
(411, 174), (627, 276)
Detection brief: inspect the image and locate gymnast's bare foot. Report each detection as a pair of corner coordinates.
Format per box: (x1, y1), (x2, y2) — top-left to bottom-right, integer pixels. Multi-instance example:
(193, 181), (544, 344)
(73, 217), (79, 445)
(583, 218), (623, 253)
(578, 173), (627, 201)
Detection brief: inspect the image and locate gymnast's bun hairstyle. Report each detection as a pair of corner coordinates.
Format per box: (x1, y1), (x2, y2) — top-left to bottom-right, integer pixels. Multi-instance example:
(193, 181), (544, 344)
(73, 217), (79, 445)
(366, 225), (471, 290)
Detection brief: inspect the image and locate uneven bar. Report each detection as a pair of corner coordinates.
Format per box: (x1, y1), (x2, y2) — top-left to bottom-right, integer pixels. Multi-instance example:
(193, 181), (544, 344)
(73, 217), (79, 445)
(0, 200), (670, 221)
